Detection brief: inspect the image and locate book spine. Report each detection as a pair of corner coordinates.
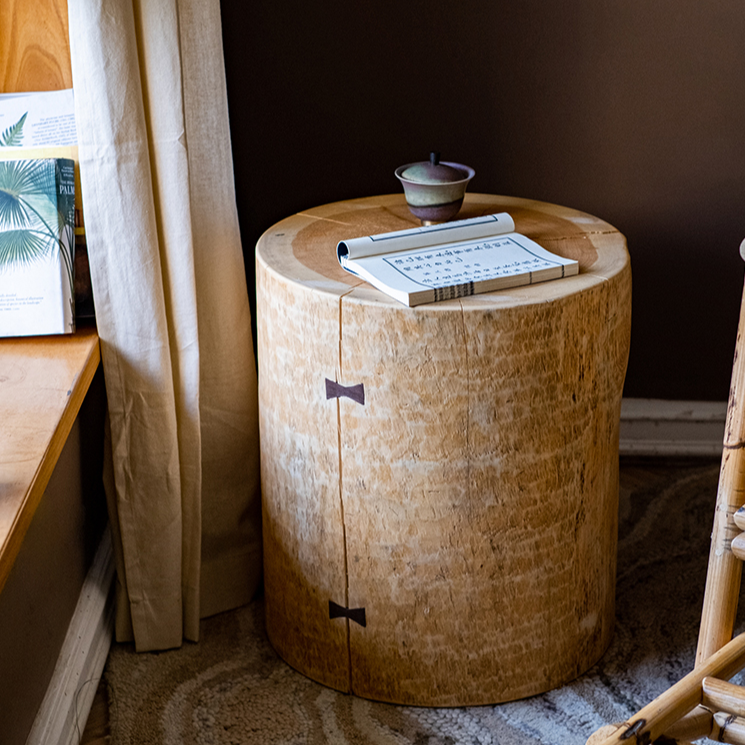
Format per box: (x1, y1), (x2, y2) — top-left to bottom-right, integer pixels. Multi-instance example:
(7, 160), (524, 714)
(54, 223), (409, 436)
(433, 282), (476, 302)
(56, 158), (76, 332)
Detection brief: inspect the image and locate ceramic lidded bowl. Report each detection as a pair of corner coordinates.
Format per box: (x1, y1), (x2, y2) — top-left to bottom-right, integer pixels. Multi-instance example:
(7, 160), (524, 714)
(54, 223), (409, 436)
(395, 153), (475, 223)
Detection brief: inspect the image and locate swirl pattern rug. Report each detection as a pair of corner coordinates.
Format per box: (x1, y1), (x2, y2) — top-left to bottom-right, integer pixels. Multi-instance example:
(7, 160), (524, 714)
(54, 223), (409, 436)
(105, 459), (736, 744)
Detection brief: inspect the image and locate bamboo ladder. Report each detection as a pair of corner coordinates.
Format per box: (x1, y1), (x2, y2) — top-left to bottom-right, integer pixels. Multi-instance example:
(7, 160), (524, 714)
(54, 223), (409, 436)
(588, 245), (745, 745)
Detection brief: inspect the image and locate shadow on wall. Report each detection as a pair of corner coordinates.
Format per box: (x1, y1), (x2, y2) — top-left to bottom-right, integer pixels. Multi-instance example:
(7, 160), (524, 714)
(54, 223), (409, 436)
(221, 0), (745, 402)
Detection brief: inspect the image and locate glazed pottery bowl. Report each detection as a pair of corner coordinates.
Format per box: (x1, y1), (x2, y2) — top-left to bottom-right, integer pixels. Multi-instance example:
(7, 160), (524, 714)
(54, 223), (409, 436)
(395, 154), (475, 223)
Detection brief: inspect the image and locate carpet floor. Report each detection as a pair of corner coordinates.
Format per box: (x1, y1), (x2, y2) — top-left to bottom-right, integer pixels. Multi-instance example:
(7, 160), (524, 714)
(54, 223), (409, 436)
(104, 458), (738, 744)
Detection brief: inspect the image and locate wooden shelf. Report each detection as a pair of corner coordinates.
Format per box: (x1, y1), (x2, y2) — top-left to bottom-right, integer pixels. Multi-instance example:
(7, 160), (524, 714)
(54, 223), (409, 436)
(0, 327), (100, 595)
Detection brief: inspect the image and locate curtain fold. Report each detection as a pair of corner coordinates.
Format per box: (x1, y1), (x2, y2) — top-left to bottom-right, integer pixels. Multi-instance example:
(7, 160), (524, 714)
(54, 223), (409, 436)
(67, 0), (261, 651)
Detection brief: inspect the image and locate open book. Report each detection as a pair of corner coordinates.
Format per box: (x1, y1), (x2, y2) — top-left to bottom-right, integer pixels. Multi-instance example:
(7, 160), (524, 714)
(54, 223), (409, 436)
(336, 212), (579, 307)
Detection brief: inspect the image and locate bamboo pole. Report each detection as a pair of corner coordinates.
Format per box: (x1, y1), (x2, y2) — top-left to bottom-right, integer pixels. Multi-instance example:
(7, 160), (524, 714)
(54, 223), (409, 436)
(586, 633), (745, 745)
(696, 273), (745, 665)
(663, 705), (713, 742)
(588, 253), (745, 745)
(703, 677), (745, 718)
(711, 712), (745, 745)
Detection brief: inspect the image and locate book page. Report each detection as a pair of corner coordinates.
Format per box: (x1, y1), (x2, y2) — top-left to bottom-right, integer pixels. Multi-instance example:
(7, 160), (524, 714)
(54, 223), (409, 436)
(336, 210), (579, 306)
(381, 234), (574, 289)
(338, 212), (516, 261)
(0, 89), (76, 147)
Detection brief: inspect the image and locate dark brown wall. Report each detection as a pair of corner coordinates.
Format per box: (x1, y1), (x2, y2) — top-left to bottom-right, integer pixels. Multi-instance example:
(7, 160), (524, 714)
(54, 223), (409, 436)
(221, 0), (745, 401)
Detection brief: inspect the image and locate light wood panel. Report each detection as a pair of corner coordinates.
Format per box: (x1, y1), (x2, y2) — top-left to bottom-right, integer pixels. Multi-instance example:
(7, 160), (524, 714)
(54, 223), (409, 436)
(0, 0), (93, 594)
(0, 0), (72, 93)
(0, 328), (100, 595)
(0, 4), (108, 742)
(257, 193), (631, 705)
(0, 1), (107, 740)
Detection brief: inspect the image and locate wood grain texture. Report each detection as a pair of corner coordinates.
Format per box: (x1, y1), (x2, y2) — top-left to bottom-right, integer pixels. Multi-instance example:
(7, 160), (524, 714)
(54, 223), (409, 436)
(257, 193), (631, 705)
(257, 258), (350, 691)
(0, 0), (72, 92)
(0, 328), (100, 595)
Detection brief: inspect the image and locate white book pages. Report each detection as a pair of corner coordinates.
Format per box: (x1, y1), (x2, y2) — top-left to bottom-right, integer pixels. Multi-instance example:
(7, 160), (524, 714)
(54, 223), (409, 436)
(337, 212), (579, 307)
(0, 89), (76, 147)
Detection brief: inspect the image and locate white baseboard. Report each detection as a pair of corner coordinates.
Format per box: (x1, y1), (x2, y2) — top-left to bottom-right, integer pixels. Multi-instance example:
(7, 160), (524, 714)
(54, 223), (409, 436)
(619, 398), (728, 457)
(26, 526), (115, 745)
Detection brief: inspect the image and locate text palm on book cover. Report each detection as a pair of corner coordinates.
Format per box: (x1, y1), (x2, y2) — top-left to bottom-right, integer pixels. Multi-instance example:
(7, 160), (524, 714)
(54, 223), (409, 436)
(0, 157), (75, 336)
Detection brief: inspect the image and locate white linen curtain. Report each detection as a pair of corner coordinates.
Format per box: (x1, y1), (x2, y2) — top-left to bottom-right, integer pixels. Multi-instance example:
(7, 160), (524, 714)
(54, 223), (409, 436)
(67, 0), (262, 651)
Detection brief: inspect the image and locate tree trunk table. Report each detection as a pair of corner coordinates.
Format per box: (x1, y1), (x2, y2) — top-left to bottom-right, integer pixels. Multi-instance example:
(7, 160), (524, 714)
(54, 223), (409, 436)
(256, 193), (631, 706)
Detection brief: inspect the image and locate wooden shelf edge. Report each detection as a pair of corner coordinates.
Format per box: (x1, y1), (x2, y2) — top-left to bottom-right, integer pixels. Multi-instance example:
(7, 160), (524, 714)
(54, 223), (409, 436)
(0, 329), (101, 595)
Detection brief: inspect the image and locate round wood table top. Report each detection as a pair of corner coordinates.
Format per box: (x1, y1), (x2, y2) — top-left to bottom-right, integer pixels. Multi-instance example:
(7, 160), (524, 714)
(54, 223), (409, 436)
(256, 192), (630, 310)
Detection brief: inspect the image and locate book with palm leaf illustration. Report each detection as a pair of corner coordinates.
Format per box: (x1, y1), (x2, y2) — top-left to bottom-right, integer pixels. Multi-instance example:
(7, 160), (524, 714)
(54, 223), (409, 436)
(0, 145), (93, 321)
(0, 157), (75, 336)
(0, 91), (93, 321)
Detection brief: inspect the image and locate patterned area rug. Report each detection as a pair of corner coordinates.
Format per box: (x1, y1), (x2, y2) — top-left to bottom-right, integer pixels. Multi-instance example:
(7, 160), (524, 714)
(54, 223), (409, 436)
(105, 459), (734, 744)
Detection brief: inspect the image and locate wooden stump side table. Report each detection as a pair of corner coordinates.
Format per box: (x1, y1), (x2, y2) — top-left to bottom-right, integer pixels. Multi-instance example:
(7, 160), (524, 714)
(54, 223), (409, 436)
(256, 193), (631, 706)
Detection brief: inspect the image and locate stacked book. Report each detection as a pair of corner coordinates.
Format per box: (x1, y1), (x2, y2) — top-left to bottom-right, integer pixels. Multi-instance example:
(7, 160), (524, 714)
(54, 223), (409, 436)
(0, 89), (89, 337)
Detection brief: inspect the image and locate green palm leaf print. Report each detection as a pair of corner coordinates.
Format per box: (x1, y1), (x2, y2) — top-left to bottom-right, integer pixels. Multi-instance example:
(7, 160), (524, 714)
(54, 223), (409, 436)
(0, 113), (28, 147)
